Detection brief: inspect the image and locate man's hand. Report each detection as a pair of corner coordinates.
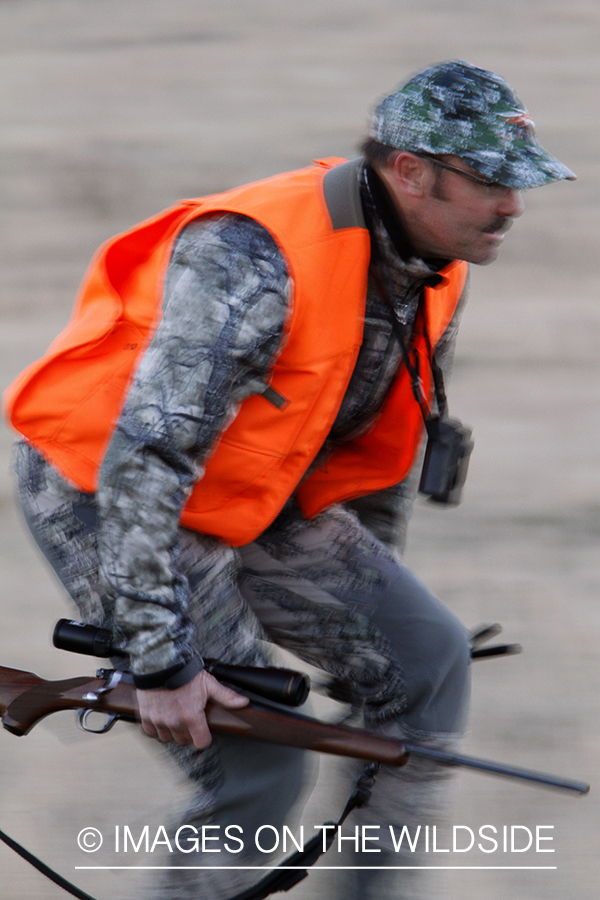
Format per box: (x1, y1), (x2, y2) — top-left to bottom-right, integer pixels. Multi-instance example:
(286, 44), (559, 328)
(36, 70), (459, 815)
(137, 668), (249, 749)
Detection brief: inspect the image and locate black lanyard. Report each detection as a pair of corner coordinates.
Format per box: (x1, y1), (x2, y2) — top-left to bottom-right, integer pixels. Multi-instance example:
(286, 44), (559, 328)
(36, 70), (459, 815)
(372, 265), (448, 441)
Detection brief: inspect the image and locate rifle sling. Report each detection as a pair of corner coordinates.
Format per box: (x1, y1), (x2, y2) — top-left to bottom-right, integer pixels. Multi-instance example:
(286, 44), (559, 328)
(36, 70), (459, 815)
(227, 763), (380, 900)
(0, 827), (98, 900)
(0, 764), (379, 900)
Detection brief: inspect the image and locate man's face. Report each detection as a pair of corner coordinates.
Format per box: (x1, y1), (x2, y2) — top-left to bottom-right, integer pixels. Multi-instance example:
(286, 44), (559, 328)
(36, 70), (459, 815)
(391, 155), (526, 265)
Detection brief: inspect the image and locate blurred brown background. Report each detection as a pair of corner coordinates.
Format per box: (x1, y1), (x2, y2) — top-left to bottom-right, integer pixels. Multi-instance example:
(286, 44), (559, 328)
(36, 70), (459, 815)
(1, 2), (599, 898)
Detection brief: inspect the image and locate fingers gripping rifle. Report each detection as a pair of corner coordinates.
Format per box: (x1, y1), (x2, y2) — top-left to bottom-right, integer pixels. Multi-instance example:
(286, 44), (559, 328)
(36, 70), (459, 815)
(0, 619), (589, 795)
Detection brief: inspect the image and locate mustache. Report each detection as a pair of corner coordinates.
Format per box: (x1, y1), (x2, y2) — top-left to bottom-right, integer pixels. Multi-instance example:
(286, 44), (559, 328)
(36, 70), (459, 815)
(483, 216), (513, 234)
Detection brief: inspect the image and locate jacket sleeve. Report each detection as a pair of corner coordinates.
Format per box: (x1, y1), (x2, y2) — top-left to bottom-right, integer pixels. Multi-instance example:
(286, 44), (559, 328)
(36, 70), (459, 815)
(345, 270), (470, 555)
(96, 214), (290, 683)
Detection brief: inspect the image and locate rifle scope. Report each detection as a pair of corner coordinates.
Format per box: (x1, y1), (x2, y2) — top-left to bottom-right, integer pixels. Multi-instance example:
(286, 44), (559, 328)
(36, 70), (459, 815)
(52, 619), (310, 707)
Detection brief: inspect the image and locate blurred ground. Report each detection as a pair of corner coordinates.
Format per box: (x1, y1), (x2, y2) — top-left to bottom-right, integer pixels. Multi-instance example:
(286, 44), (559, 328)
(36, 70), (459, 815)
(1, 1), (599, 898)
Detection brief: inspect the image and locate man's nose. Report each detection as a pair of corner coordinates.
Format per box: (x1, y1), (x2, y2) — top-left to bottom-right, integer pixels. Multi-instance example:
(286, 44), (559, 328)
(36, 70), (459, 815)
(498, 188), (525, 219)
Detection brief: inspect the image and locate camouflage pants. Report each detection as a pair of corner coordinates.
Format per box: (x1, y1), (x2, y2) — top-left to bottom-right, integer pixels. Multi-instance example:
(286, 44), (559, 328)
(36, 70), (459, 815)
(15, 442), (470, 900)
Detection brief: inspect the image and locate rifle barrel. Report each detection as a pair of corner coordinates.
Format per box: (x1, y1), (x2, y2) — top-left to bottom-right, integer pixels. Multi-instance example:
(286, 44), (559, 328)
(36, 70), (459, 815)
(404, 742), (590, 795)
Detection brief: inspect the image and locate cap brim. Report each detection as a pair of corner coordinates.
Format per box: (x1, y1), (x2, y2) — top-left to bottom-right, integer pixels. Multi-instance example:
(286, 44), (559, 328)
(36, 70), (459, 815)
(463, 142), (576, 190)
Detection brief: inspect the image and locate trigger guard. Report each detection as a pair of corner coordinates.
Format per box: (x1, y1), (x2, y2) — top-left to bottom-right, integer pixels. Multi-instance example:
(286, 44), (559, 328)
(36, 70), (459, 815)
(78, 708), (119, 734)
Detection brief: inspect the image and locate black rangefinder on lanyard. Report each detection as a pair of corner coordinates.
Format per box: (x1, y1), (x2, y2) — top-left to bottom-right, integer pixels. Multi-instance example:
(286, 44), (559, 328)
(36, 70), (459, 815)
(388, 290), (474, 505)
(418, 415), (474, 504)
(370, 238), (473, 505)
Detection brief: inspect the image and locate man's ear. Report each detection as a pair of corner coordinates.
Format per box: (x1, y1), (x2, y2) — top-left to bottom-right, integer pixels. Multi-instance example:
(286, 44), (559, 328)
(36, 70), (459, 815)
(386, 152), (429, 198)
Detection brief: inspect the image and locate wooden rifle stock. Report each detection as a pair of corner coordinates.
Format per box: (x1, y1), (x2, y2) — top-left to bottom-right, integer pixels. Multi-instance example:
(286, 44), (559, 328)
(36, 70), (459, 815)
(0, 665), (408, 766)
(0, 664), (590, 794)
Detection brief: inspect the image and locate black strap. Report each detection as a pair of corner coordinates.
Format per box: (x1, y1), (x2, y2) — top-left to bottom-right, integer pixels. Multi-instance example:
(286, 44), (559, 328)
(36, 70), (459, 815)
(227, 763), (380, 900)
(371, 267), (447, 439)
(0, 764), (379, 900)
(395, 316), (449, 426)
(0, 828), (98, 900)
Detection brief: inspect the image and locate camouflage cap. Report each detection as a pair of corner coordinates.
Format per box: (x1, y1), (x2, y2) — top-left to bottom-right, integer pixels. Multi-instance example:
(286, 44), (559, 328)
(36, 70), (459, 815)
(371, 61), (576, 190)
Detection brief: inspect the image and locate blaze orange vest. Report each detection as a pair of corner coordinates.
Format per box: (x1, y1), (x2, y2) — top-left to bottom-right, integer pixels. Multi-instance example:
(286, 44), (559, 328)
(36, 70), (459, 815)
(4, 159), (467, 546)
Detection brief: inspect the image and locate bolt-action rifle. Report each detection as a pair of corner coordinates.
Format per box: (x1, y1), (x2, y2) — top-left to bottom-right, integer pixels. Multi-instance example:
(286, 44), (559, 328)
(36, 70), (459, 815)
(0, 619), (590, 795)
(0, 619), (590, 900)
